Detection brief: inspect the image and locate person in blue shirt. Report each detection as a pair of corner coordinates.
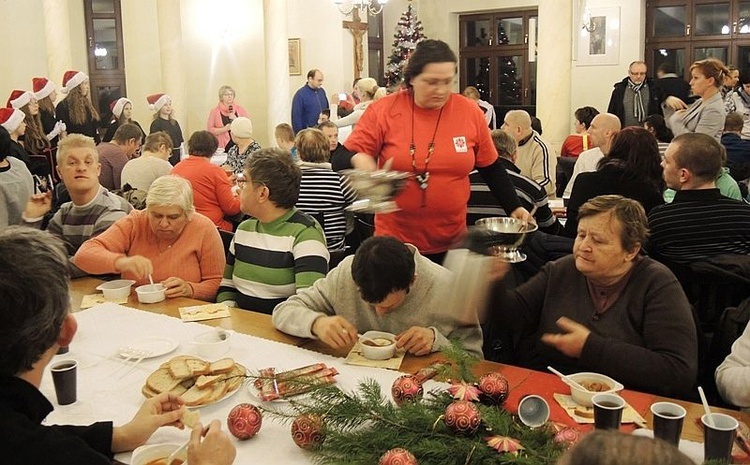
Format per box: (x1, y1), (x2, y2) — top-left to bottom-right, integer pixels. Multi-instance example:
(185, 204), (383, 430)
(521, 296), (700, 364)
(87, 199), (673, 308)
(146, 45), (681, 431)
(291, 69), (329, 133)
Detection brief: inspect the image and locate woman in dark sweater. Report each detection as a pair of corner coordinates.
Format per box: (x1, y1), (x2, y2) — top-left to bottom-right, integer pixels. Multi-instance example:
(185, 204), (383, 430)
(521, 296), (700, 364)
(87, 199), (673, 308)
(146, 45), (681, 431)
(563, 126), (665, 237)
(55, 71), (101, 143)
(147, 93), (184, 165)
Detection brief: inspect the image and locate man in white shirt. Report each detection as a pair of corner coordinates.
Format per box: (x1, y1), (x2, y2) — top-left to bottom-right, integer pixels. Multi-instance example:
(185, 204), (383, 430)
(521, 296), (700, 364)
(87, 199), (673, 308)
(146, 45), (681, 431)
(563, 113), (621, 199)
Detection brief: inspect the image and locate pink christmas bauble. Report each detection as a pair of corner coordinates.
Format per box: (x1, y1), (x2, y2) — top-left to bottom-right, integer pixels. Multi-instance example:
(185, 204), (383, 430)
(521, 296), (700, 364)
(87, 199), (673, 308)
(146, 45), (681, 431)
(379, 447), (418, 465)
(444, 400), (482, 434)
(554, 427), (581, 446)
(391, 375), (423, 406)
(478, 372), (509, 405)
(227, 403), (262, 440)
(291, 413), (326, 450)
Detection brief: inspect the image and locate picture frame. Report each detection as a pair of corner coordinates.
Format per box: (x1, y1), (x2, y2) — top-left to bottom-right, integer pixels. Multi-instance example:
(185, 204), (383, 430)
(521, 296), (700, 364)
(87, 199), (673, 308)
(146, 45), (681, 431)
(576, 6), (620, 66)
(288, 38), (301, 76)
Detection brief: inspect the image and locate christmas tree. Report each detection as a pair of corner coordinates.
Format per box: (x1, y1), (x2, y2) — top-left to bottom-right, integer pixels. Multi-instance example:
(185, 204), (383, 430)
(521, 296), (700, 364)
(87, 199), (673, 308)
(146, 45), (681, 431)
(497, 26), (522, 105)
(384, 0), (426, 88)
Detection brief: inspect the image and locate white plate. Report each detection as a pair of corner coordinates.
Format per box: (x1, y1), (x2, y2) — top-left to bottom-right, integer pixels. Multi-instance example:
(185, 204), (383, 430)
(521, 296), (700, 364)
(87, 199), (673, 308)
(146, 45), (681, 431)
(119, 337), (179, 359)
(191, 380), (244, 408)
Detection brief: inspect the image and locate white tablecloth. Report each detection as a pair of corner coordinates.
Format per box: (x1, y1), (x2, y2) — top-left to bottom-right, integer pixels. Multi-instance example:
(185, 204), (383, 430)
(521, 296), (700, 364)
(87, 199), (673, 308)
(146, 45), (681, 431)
(39, 303), (443, 464)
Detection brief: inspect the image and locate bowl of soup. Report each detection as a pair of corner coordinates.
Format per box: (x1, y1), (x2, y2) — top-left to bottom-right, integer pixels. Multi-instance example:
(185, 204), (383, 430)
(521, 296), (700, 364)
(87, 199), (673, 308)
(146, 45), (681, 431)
(131, 443), (186, 465)
(567, 372), (624, 407)
(359, 331), (397, 360)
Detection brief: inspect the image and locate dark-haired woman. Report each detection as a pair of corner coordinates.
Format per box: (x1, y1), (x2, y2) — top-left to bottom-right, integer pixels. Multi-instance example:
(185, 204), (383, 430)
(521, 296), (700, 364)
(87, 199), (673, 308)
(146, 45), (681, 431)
(560, 106), (599, 158)
(344, 39), (527, 261)
(563, 126), (665, 237)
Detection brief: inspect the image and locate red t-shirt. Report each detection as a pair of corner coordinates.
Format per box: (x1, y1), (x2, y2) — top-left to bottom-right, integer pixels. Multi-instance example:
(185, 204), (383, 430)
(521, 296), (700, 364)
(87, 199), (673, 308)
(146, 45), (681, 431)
(345, 90), (497, 254)
(560, 134), (592, 158)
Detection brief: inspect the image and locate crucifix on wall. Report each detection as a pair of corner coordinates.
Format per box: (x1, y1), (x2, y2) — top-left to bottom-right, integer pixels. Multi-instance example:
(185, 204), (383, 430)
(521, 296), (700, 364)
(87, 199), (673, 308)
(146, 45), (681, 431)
(342, 8), (368, 79)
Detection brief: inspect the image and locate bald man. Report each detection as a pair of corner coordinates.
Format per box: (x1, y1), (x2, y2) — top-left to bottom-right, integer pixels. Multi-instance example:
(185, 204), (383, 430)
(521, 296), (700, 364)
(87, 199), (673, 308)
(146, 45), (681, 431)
(502, 110), (557, 197)
(563, 113), (622, 199)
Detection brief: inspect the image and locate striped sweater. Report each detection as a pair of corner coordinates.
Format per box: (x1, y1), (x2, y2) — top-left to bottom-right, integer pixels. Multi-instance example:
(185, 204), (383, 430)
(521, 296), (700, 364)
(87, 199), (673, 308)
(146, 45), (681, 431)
(217, 208), (329, 314)
(48, 187), (132, 276)
(296, 162), (358, 251)
(647, 188), (750, 265)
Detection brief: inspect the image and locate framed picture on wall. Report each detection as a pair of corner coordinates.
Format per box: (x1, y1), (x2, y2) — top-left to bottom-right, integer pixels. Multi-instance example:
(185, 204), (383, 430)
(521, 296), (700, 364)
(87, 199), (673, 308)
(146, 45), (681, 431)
(576, 6), (620, 66)
(288, 38), (301, 76)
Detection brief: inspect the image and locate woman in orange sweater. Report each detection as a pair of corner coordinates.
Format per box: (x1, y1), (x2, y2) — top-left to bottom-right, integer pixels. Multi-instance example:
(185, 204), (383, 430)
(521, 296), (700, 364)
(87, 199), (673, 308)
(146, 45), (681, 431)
(75, 175), (226, 301)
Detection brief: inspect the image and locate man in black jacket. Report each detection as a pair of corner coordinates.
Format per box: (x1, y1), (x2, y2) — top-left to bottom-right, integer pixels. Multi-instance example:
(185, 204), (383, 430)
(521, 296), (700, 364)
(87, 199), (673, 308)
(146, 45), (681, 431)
(607, 61), (662, 128)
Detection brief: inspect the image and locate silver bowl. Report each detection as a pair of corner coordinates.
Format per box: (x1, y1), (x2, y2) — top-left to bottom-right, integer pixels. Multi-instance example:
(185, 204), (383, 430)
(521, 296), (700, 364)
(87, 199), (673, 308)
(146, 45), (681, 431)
(342, 169), (411, 213)
(474, 217), (538, 263)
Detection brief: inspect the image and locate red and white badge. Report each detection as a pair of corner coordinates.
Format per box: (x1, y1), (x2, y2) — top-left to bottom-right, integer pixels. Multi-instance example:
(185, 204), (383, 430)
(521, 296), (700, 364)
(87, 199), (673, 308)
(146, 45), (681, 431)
(453, 136), (468, 153)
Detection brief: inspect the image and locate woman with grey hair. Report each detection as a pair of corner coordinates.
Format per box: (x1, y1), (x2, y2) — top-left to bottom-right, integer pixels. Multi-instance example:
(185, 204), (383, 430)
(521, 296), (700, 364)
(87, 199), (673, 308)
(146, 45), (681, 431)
(206, 84), (249, 150)
(75, 175), (226, 301)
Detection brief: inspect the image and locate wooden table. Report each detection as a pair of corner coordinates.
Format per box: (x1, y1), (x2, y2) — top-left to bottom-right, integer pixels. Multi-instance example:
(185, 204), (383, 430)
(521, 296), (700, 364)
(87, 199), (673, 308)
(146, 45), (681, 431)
(70, 277), (749, 446)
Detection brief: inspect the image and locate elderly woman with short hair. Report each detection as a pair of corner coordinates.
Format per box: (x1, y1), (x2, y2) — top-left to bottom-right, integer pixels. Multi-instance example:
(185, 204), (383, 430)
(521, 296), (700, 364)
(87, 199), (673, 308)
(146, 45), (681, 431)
(295, 128), (357, 251)
(75, 175), (226, 301)
(489, 194), (698, 397)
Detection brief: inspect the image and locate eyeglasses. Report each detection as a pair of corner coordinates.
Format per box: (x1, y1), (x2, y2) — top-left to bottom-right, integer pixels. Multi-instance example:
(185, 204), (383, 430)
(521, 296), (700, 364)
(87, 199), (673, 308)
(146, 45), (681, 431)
(237, 179), (265, 190)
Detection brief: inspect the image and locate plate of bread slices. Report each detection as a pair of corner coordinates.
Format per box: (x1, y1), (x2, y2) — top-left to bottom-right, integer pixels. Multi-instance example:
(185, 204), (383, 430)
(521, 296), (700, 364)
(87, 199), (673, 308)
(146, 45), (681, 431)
(143, 355), (247, 407)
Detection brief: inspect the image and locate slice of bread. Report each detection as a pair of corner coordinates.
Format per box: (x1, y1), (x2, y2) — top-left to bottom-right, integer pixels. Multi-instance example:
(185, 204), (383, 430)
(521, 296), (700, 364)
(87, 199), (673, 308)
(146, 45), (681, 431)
(169, 358), (191, 379)
(209, 358), (235, 374)
(186, 359), (211, 377)
(205, 379), (229, 403)
(169, 383), (189, 397)
(226, 363), (247, 391)
(147, 367), (182, 394)
(183, 409), (201, 429)
(142, 384), (160, 398)
(195, 374), (222, 390)
(181, 384), (212, 406)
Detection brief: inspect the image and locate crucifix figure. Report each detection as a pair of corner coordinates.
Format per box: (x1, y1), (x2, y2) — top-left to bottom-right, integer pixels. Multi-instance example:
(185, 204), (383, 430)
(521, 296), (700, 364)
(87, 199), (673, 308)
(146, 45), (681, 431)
(342, 7), (368, 79)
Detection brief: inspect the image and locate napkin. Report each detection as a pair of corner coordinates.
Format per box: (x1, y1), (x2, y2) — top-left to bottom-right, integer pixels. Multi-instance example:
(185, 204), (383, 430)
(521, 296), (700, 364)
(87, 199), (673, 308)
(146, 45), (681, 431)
(553, 393), (647, 426)
(345, 341), (405, 370)
(80, 293), (129, 308)
(178, 303), (231, 322)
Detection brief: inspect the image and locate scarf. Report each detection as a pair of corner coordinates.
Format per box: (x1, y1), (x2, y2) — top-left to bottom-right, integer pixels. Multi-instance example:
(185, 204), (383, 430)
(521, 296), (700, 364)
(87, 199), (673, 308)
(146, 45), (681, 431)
(218, 101), (236, 117)
(627, 78), (646, 123)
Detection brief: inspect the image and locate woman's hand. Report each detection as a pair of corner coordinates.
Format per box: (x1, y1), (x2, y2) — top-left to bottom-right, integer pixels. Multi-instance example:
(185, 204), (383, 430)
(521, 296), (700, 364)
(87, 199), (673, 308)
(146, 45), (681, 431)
(396, 326), (435, 356)
(541, 317), (591, 358)
(162, 277), (193, 298)
(665, 96), (688, 111)
(115, 255), (153, 279)
(112, 392), (185, 453)
(187, 420), (236, 465)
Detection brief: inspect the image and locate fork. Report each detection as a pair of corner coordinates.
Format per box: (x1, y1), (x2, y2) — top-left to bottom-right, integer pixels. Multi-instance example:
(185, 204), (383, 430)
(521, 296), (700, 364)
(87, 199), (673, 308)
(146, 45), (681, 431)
(117, 349), (152, 379)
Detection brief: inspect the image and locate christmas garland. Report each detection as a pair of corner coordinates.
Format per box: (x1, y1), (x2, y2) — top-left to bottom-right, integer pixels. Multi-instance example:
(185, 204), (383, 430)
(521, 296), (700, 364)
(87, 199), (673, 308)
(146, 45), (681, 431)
(257, 346), (571, 465)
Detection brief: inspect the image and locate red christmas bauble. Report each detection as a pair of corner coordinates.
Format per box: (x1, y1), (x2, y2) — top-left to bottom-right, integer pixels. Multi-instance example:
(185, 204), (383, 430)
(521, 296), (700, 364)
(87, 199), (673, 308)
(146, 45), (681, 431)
(227, 403), (262, 440)
(291, 413), (326, 450)
(391, 375), (423, 406)
(554, 427), (581, 446)
(478, 372), (509, 405)
(443, 400), (482, 434)
(379, 447), (418, 465)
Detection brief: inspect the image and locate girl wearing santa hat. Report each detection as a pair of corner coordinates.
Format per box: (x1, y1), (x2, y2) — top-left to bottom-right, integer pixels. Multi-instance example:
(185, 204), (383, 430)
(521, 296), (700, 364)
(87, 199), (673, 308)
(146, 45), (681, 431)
(147, 93), (183, 165)
(103, 97), (144, 144)
(0, 107), (49, 180)
(7, 90), (50, 164)
(32, 77), (66, 149)
(54, 70), (101, 143)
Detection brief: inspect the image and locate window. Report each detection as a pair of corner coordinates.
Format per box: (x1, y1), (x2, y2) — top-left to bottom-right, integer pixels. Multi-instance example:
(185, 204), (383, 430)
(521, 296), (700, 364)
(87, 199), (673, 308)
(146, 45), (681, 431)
(646, 0), (750, 78)
(368, 9), (386, 86)
(83, 0), (127, 127)
(459, 9), (538, 116)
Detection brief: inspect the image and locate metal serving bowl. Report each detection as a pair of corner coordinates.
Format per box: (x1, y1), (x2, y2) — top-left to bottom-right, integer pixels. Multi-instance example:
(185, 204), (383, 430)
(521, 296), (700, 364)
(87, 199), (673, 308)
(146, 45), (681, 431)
(474, 217), (538, 263)
(341, 169), (411, 213)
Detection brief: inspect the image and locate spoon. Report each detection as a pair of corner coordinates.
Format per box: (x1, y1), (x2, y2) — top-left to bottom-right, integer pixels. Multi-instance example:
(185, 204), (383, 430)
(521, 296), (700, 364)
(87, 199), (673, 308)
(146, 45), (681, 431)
(547, 366), (588, 392)
(148, 274), (154, 286)
(165, 438), (189, 465)
(698, 385), (715, 427)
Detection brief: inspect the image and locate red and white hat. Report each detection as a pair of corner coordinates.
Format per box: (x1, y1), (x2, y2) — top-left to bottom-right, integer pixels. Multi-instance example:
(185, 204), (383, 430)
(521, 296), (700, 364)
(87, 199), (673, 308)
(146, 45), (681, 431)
(32, 77), (56, 100)
(147, 93), (170, 112)
(60, 70), (88, 94)
(110, 97), (132, 118)
(0, 108), (25, 133)
(6, 90), (33, 109)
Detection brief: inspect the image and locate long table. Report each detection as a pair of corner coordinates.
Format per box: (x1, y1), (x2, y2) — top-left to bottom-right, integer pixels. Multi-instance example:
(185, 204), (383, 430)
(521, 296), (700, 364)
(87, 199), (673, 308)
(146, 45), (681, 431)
(68, 278), (749, 451)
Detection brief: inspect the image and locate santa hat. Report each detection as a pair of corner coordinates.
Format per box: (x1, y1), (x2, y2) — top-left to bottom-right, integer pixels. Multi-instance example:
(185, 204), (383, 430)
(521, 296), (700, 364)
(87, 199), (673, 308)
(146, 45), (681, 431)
(147, 93), (170, 112)
(32, 77), (56, 100)
(60, 70), (88, 94)
(0, 108), (25, 133)
(110, 97), (132, 118)
(7, 90), (33, 109)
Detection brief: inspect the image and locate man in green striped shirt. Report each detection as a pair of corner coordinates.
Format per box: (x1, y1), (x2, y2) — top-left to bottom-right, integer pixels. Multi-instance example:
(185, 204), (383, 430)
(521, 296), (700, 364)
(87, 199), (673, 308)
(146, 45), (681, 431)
(217, 148), (329, 313)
